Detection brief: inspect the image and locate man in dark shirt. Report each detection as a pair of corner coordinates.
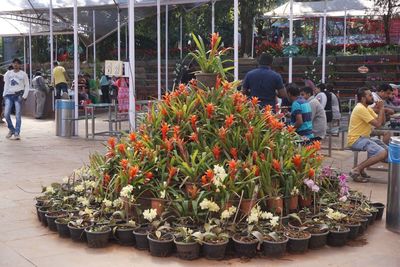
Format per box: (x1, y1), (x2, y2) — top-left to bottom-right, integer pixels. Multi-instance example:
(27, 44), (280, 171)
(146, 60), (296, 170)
(242, 52), (287, 108)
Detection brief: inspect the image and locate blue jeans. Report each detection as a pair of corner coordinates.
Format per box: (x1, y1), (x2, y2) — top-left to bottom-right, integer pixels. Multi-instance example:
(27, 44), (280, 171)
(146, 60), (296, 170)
(351, 136), (388, 159)
(55, 82), (68, 98)
(4, 94), (23, 134)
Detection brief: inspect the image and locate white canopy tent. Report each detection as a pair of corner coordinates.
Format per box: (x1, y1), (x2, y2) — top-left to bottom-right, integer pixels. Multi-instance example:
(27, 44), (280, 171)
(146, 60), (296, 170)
(265, 0), (379, 84)
(0, 0), (239, 133)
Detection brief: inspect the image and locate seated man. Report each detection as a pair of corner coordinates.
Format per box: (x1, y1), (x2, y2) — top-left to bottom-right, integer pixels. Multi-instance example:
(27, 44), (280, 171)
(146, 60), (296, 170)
(287, 84), (314, 140)
(300, 86), (327, 140)
(348, 87), (387, 183)
(370, 83), (394, 144)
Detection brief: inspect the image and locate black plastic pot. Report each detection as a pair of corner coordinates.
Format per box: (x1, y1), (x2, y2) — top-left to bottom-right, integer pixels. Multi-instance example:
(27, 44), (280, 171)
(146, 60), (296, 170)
(202, 239), (229, 260)
(55, 219), (70, 238)
(346, 223), (361, 240)
(38, 206), (50, 227)
(369, 210), (378, 225)
(262, 237), (288, 257)
(174, 238), (200, 260)
(45, 212), (67, 232)
(285, 232), (311, 253)
(35, 203), (44, 222)
(85, 226), (112, 248)
(327, 227), (350, 247)
(308, 231), (329, 249)
(133, 228), (149, 250)
(115, 226), (137, 246)
(68, 225), (87, 242)
(358, 217), (369, 235)
(147, 233), (174, 257)
(371, 202), (385, 220)
(232, 234), (259, 258)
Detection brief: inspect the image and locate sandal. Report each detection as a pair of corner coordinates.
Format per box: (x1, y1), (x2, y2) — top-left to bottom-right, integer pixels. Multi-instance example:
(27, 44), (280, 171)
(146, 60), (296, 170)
(360, 171), (371, 179)
(349, 171), (369, 183)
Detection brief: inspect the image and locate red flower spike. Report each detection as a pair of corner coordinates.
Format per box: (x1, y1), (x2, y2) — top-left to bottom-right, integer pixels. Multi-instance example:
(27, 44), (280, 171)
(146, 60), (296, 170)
(308, 168), (315, 178)
(260, 153), (266, 161)
(201, 175), (208, 186)
(212, 145), (221, 160)
(189, 132), (199, 143)
(173, 125), (181, 139)
(107, 137), (116, 149)
(118, 144), (126, 155)
(252, 151), (258, 162)
(225, 114), (234, 128)
(205, 169), (214, 181)
(313, 141), (321, 151)
(228, 159), (237, 171)
(164, 139), (174, 152)
(206, 103), (215, 119)
(292, 154), (302, 169)
(215, 76), (221, 89)
(253, 165), (260, 176)
(251, 97), (259, 106)
(161, 107), (168, 116)
(120, 159), (129, 171)
(129, 132), (137, 142)
(190, 115), (198, 131)
(161, 122), (169, 140)
(211, 32), (219, 50)
(230, 147), (238, 160)
(218, 127), (227, 142)
(287, 125), (296, 133)
(272, 159), (281, 172)
(129, 165), (139, 178)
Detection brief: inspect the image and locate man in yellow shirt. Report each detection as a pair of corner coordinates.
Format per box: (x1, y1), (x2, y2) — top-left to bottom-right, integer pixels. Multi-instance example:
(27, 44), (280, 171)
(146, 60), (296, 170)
(347, 87), (387, 182)
(52, 61), (69, 99)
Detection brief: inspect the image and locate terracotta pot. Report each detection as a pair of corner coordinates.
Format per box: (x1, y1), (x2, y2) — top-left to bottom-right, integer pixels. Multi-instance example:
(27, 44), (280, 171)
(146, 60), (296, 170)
(195, 73), (218, 89)
(288, 195), (299, 211)
(299, 195), (312, 208)
(151, 198), (167, 216)
(267, 197), (283, 214)
(240, 199), (256, 215)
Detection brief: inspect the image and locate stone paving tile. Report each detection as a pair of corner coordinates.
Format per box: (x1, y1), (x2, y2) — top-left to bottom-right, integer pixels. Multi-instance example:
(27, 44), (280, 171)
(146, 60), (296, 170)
(0, 116), (399, 267)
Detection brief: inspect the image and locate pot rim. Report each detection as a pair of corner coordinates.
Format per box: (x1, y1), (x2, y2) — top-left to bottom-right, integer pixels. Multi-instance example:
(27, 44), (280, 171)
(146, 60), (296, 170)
(203, 239), (229, 246)
(173, 237), (199, 246)
(263, 235), (289, 244)
(147, 233), (174, 243)
(84, 226), (112, 234)
(284, 232), (311, 240)
(329, 227), (350, 234)
(232, 233), (259, 244)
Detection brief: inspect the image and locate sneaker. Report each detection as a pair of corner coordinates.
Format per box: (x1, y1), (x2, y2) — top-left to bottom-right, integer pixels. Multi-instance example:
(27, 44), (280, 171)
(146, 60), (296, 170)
(14, 134), (20, 140)
(6, 131), (14, 139)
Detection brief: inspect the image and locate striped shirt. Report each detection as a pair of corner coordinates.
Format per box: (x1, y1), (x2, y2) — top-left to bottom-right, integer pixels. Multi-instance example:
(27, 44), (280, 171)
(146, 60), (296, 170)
(291, 96), (314, 138)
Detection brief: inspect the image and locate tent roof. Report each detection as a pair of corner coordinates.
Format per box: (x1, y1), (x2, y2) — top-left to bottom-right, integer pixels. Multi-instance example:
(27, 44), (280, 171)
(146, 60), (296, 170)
(0, 0), (212, 39)
(264, 0), (378, 18)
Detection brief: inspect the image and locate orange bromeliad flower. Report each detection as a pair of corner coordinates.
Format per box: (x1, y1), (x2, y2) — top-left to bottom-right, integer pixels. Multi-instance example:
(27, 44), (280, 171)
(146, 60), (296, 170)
(287, 125), (296, 133)
(118, 143), (126, 155)
(212, 145), (221, 160)
(175, 110), (183, 121)
(103, 173), (111, 187)
(173, 125), (180, 139)
(313, 140), (321, 151)
(308, 168), (315, 178)
(251, 97), (259, 106)
(215, 76), (221, 89)
(211, 32), (219, 50)
(228, 159), (237, 171)
(253, 165), (260, 176)
(129, 132), (137, 142)
(225, 114), (234, 128)
(206, 169), (214, 180)
(164, 138), (174, 152)
(129, 165), (139, 178)
(144, 172), (154, 183)
(201, 175), (208, 186)
(161, 107), (168, 116)
(161, 122), (169, 140)
(120, 159), (129, 171)
(187, 184), (199, 199)
(206, 103), (215, 119)
(189, 132), (198, 143)
(252, 151), (258, 162)
(107, 137), (116, 149)
(230, 147), (238, 160)
(272, 159), (281, 172)
(190, 115), (197, 131)
(218, 127), (227, 142)
(292, 154), (302, 169)
(134, 141), (144, 152)
(168, 166), (178, 185)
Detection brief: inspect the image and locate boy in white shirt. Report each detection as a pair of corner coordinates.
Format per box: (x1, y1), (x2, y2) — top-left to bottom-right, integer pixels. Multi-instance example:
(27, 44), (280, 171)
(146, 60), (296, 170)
(3, 58), (30, 140)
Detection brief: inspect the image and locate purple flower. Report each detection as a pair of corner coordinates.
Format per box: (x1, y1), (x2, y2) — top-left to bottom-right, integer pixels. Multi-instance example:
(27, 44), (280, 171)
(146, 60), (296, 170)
(311, 184), (320, 192)
(304, 178), (315, 188)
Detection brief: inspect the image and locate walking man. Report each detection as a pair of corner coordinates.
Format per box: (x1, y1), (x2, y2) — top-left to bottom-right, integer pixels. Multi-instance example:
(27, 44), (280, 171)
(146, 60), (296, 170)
(52, 61), (69, 99)
(3, 58), (30, 140)
(32, 71), (49, 119)
(242, 52), (287, 109)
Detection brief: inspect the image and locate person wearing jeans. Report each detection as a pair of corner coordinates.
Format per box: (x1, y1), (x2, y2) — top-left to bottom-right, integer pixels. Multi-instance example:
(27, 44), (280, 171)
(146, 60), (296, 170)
(3, 58), (30, 140)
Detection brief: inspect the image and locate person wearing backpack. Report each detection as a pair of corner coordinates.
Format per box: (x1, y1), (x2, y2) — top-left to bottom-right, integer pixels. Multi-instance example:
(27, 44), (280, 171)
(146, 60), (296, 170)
(32, 71), (49, 119)
(315, 83), (333, 124)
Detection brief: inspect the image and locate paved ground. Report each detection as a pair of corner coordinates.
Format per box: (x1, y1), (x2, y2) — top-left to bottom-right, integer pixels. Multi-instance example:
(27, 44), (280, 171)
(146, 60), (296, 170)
(0, 116), (399, 267)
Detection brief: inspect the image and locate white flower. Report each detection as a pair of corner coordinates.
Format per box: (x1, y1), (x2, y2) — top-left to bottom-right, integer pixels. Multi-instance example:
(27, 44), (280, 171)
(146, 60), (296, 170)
(260, 211), (274, 220)
(85, 181), (96, 188)
(270, 216), (280, 227)
(221, 206), (237, 220)
(143, 208), (158, 222)
(339, 196), (347, 202)
(326, 208), (347, 221)
(77, 196), (89, 206)
(200, 199), (220, 212)
(103, 199), (112, 208)
(113, 198), (123, 208)
(247, 205), (261, 224)
(45, 186), (55, 195)
(120, 185), (134, 198)
(159, 190), (166, 199)
(62, 177), (69, 183)
(212, 165), (227, 188)
(290, 186), (299, 196)
(74, 184), (85, 193)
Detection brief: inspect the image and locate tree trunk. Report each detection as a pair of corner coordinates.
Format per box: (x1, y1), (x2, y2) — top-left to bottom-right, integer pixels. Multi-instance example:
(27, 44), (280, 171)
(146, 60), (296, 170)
(383, 14), (391, 44)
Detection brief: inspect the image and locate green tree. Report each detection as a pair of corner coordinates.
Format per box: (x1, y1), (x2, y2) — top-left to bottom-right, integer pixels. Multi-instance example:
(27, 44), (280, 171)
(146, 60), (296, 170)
(374, 0), (400, 43)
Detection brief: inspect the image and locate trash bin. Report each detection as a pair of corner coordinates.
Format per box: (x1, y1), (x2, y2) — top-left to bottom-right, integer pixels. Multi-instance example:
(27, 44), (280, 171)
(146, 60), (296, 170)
(55, 99), (75, 137)
(386, 136), (400, 233)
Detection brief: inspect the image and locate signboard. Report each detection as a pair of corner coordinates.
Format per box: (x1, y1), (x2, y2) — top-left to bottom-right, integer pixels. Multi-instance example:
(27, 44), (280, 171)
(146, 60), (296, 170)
(104, 60), (124, 76)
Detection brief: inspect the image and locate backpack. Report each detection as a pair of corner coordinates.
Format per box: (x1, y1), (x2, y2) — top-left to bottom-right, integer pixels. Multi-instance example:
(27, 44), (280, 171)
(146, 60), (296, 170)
(323, 91), (333, 123)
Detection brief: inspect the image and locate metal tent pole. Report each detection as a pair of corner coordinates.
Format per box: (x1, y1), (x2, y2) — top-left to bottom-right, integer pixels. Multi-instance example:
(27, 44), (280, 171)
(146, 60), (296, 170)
(288, 0), (293, 83)
(234, 0), (239, 80)
(165, 3), (169, 91)
(29, 23), (32, 82)
(317, 18), (322, 56)
(73, 0), (79, 133)
(251, 17), (255, 58)
(211, 0), (215, 33)
(93, 10), (96, 80)
(117, 7), (121, 61)
(23, 36), (26, 73)
(157, 0), (161, 100)
(128, 0), (136, 130)
(50, 0), (54, 83)
(343, 9), (347, 53)
(180, 15), (183, 59)
(125, 24), (128, 60)
(322, 0), (327, 83)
